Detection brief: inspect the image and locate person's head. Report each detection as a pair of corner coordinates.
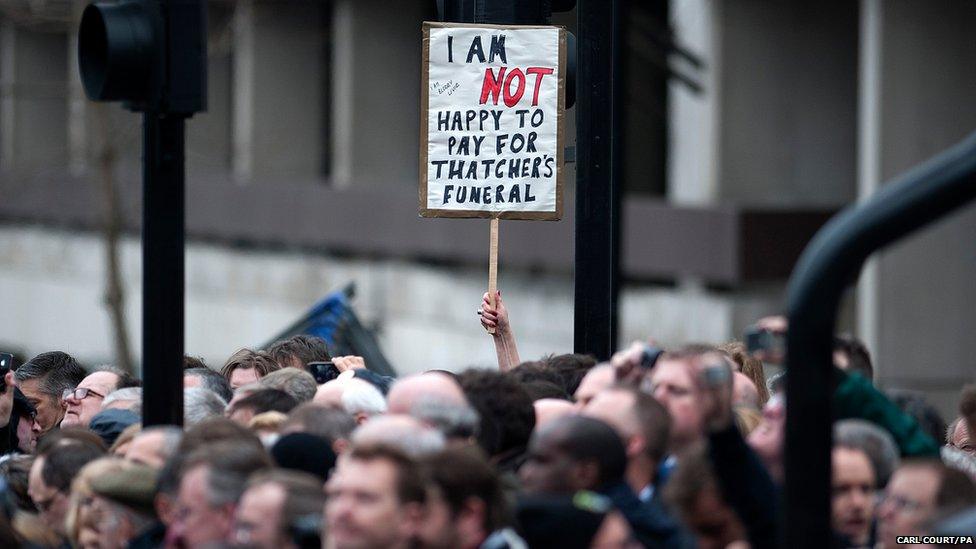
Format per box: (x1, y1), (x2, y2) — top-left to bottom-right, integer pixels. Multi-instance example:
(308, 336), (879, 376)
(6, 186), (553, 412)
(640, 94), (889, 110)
(831, 445), (876, 546)
(731, 372), (760, 410)
(184, 367), (234, 402)
(184, 387), (228, 425)
(747, 393), (786, 482)
(387, 373), (469, 415)
(227, 388), (299, 426)
(281, 403), (357, 453)
(833, 334), (873, 381)
(265, 334), (332, 371)
(179, 416), (265, 455)
(520, 415), (627, 495)
(510, 362), (566, 392)
(947, 417), (975, 458)
(36, 426), (109, 454)
(183, 355), (207, 370)
(101, 387), (142, 413)
(572, 364), (614, 408)
(62, 368), (136, 428)
(325, 445), (427, 549)
(457, 369), (535, 467)
(533, 398), (575, 430)
(110, 423), (142, 456)
(232, 470), (327, 549)
(30, 439), (106, 536)
(542, 353), (598, 396)
(314, 378), (347, 409)
(648, 346), (727, 451)
(249, 411), (288, 444)
(125, 426), (183, 469)
(15, 351), (86, 434)
(259, 367), (318, 404)
(168, 440), (274, 548)
(220, 349), (281, 390)
(877, 460), (976, 547)
(583, 385), (670, 491)
(834, 419), (900, 488)
(270, 432), (338, 481)
(418, 448), (509, 549)
(64, 457), (130, 548)
(387, 373), (478, 441)
(88, 409), (141, 448)
(664, 445), (747, 549)
(88, 464), (159, 549)
(719, 341), (769, 407)
(888, 389), (946, 447)
(351, 415), (446, 459)
(0, 455), (37, 512)
(315, 377), (386, 420)
(11, 387), (38, 453)
(341, 379), (389, 424)
(522, 381), (571, 401)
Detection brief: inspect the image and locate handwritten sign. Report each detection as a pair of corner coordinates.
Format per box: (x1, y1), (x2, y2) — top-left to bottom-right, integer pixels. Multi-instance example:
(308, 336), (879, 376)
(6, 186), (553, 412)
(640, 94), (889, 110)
(420, 22), (566, 220)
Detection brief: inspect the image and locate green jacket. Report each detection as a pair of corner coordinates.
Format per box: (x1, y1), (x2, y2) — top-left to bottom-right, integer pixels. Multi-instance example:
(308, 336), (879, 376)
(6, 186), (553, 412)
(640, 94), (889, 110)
(834, 369), (940, 457)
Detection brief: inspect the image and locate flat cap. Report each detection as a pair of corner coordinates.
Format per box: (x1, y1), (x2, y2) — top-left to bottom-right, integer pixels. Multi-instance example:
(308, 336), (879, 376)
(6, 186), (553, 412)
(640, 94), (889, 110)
(90, 464), (159, 517)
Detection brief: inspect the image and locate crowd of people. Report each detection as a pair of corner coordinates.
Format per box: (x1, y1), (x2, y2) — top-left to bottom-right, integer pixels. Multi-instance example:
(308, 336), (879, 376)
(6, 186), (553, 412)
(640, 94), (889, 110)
(0, 290), (973, 548)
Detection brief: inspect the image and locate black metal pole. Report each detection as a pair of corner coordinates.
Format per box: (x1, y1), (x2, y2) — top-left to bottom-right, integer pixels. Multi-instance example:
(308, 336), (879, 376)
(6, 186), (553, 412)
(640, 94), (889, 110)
(574, 0), (621, 360)
(141, 112), (186, 427)
(784, 130), (976, 548)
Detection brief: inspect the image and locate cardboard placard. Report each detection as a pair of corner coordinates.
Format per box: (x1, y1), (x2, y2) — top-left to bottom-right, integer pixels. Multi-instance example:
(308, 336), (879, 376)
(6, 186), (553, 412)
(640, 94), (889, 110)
(420, 22), (566, 221)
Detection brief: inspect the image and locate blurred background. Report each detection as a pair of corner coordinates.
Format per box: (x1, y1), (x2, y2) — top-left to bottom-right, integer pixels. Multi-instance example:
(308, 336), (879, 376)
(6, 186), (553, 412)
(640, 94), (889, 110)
(0, 0), (973, 417)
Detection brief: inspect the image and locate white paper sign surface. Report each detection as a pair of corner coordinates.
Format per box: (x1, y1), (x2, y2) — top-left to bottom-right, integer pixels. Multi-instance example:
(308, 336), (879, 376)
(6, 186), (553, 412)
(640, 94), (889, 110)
(420, 23), (565, 220)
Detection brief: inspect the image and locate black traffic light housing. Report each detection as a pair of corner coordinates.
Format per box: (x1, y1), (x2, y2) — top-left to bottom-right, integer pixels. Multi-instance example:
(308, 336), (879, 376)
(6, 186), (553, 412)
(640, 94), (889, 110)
(77, 0), (207, 427)
(78, 0), (206, 114)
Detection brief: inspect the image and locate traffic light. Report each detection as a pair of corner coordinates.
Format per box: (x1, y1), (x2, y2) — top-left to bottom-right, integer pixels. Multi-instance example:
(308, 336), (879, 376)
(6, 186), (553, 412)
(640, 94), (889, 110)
(78, 0), (206, 115)
(436, 0), (576, 107)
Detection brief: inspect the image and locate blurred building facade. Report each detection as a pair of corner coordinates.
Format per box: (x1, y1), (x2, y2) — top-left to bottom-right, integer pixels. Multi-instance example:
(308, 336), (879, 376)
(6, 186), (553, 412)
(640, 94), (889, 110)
(0, 0), (972, 416)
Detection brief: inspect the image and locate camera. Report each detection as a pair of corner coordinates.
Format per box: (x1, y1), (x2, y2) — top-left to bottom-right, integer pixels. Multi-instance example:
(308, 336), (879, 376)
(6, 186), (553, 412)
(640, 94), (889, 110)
(744, 327), (785, 356)
(639, 345), (663, 369)
(701, 364), (731, 387)
(0, 353), (12, 392)
(308, 361), (340, 384)
(289, 514), (322, 549)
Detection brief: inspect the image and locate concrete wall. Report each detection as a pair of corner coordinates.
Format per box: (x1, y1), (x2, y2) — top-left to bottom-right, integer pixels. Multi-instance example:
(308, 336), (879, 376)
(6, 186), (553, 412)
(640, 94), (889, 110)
(331, 0), (435, 187)
(0, 23), (68, 172)
(233, 0), (326, 179)
(859, 0), (976, 418)
(0, 226), (781, 375)
(669, 1), (858, 208)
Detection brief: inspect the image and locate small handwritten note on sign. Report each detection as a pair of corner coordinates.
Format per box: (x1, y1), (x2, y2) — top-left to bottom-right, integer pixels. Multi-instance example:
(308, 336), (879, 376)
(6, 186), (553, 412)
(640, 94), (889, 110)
(420, 22), (567, 220)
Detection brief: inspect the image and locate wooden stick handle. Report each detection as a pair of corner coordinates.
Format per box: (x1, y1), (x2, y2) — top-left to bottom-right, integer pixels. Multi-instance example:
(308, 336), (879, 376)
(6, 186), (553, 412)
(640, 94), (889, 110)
(487, 218), (499, 334)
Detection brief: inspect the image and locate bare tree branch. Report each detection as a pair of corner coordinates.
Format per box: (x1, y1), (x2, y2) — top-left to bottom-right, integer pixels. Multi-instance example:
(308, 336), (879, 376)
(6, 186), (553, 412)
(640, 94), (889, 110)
(92, 103), (135, 375)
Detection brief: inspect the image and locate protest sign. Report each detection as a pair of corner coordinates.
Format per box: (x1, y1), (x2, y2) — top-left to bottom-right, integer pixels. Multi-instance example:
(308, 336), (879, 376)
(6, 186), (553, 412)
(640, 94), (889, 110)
(420, 22), (567, 220)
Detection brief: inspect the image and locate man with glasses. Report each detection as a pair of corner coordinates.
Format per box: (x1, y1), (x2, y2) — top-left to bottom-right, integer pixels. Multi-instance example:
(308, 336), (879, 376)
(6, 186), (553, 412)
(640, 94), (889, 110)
(28, 438), (105, 542)
(13, 351), (85, 435)
(876, 460), (976, 548)
(61, 367), (138, 429)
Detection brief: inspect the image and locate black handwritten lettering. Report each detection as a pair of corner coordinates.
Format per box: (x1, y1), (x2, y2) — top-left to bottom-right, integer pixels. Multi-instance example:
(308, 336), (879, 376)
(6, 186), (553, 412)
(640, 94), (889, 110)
(466, 36), (485, 63)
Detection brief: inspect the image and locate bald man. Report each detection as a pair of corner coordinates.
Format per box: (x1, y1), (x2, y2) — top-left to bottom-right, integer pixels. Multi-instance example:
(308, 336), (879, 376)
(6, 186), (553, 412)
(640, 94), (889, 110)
(732, 372), (760, 409)
(386, 373), (468, 414)
(351, 415), (445, 458)
(573, 364), (615, 408)
(534, 398), (575, 429)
